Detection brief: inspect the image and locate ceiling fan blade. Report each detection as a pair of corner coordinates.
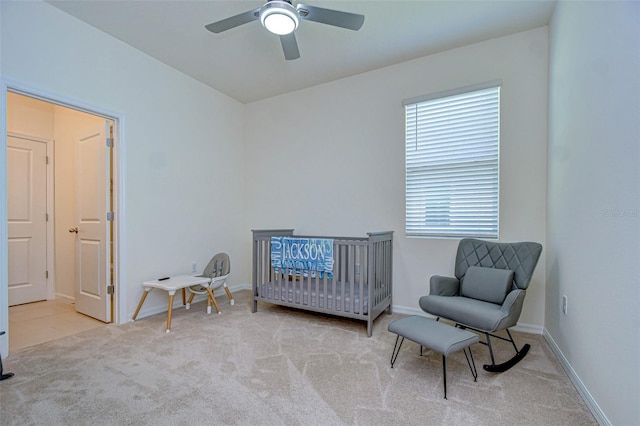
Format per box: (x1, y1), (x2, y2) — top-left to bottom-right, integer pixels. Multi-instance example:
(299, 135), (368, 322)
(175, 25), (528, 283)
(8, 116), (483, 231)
(280, 33), (300, 60)
(205, 8), (260, 33)
(297, 4), (364, 31)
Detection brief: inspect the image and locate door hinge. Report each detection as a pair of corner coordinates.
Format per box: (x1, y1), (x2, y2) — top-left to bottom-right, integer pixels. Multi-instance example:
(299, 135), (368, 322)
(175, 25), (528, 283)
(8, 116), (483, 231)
(46, 156), (49, 165)
(106, 137), (114, 148)
(107, 211), (114, 221)
(107, 285), (114, 295)
(46, 213), (49, 222)
(46, 271), (49, 279)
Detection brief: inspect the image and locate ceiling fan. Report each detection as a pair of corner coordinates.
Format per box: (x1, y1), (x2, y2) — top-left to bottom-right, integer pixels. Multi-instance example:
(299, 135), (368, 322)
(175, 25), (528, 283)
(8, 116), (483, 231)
(205, 0), (365, 60)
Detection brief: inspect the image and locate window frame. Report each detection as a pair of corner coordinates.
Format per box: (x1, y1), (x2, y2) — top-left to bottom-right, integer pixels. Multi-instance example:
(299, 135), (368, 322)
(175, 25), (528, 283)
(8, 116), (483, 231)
(404, 81), (501, 239)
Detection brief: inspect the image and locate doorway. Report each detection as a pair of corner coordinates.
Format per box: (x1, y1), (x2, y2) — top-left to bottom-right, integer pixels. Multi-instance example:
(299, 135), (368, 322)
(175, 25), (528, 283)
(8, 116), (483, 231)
(5, 91), (120, 349)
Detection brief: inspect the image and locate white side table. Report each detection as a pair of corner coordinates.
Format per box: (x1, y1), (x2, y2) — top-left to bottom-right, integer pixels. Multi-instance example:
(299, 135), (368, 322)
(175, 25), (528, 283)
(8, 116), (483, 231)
(132, 275), (213, 333)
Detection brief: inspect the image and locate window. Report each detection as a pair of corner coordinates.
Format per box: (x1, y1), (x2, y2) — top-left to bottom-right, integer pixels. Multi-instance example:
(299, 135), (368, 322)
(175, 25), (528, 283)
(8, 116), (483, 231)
(404, 83), (500, 238)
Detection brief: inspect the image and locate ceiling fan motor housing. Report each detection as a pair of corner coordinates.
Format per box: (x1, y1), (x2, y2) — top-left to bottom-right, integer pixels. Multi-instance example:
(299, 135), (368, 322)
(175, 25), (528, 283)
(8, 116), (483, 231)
(260, 0), (299, 35)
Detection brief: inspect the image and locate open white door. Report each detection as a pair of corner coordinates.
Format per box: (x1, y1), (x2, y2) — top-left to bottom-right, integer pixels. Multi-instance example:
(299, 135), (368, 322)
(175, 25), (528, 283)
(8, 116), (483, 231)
(7, 135), (48, 306)
(74, 121), (112, 322)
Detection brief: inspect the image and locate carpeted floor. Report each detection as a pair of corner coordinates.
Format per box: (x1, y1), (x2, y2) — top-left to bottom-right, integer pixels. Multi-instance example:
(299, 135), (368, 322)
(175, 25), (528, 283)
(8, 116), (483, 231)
(1, 290), (595, 425)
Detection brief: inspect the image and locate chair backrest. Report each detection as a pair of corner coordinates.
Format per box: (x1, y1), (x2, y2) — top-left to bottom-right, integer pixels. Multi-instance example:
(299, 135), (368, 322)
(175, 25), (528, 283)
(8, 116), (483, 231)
(202, 252), (230, 278)
(454, 239), (542, 290)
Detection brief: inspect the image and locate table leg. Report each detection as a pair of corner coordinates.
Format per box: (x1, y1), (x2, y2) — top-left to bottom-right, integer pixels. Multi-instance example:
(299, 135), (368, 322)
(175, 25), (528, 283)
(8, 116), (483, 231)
(166, 291), (176, 333)
(132, 288), (151, 320)
(182, 288), (186, 305)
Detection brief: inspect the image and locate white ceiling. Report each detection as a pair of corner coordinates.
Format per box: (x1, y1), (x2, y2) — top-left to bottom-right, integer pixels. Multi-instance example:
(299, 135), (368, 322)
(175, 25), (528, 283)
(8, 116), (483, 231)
(46, 0), (556, 104)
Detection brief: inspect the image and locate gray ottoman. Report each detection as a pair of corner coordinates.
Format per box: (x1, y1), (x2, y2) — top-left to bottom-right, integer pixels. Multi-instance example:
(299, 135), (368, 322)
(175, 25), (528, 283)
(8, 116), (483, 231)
(388, 315), (479, 399)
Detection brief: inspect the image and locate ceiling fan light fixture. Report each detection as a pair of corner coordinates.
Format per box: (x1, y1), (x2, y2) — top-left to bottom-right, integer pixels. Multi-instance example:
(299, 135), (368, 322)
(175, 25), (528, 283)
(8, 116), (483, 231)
(260, 1), (299, 35)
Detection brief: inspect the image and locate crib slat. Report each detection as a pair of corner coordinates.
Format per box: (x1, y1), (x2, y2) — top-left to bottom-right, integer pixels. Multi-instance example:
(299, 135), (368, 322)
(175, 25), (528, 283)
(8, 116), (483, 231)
(348, 243), (354, 314)
(356, 241), (365, 316)
(303, 269), (309, 306)
(260, 238), (266, 298)
(340, 243), (347, 312)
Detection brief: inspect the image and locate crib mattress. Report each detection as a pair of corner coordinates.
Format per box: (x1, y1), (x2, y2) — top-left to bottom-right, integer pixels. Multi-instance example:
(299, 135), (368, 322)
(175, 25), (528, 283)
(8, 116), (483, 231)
(256, 281), (369, 315)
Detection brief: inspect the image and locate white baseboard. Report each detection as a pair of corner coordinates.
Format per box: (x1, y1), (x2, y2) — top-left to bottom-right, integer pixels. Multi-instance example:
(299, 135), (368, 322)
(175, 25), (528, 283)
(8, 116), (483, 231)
(133, 287), (545, 337)
(512, 322), (544, 335)
(55, 293), (75, 304)
(543, 329), (609, 426)
(230, 284), (252, 292)
(390, 304), (426, 317)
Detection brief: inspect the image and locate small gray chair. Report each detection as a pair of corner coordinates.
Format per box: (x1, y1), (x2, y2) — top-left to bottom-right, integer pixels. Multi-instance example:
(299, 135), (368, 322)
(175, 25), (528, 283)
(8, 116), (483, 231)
(187, 253), (234, 314)
(419, 238), (542, 372)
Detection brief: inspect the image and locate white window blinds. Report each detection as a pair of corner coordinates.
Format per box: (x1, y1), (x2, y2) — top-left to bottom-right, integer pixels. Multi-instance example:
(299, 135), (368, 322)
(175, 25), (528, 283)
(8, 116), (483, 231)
(404, 84), (500, 238)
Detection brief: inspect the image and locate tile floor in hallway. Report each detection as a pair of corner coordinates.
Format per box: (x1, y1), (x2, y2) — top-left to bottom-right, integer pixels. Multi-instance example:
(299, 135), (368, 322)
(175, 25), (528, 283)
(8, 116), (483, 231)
(8, 300), (105, 351)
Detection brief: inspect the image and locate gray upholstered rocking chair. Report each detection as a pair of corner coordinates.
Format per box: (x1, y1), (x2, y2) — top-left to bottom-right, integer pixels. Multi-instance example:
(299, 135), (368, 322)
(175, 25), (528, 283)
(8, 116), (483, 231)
(419, 238), (542, 372)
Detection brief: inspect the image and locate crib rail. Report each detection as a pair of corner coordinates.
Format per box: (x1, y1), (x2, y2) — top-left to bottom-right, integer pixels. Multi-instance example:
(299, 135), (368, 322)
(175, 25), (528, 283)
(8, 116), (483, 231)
(252, 229), (393, 336)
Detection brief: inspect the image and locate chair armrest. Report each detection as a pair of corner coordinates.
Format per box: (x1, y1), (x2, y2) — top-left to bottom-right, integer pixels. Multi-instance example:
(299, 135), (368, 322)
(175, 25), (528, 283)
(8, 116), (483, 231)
(210, 273), (229, 282)
(430, 275), (460, 296)
(497, 289), (527, 329)
(189, 273), (230, 293)
(209, 273), (230, 289)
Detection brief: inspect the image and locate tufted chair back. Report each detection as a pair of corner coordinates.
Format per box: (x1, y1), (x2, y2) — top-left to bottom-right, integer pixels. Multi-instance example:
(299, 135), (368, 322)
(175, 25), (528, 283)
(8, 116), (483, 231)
(454, 239), (542, 291)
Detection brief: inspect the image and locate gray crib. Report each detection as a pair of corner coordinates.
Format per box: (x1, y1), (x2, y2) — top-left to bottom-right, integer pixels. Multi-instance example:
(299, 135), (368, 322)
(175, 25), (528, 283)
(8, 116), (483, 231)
(252, 229), (393, 337)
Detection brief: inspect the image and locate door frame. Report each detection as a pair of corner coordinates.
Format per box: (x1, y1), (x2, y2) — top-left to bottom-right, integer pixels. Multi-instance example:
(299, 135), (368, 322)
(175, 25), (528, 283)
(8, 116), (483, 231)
(6, 132), (55, 302)
(1, 79), (127, 356)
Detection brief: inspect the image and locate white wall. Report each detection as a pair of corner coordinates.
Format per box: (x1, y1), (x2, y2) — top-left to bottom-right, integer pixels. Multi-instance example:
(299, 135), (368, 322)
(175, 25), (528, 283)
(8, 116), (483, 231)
(1, 0), (248, 335)
(547, 1), (640, 424)
(245, 27), (549, 327)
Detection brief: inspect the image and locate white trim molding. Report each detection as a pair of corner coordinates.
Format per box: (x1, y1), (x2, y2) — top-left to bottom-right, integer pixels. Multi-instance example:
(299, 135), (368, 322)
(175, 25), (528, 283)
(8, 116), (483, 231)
(543, 329), (610, 426)
(2, 79), (128, 358)
(0, 82), (9, 358)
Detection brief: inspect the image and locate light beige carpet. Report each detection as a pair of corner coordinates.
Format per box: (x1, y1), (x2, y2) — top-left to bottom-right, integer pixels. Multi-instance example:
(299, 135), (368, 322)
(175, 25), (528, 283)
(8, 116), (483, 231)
(1, 290), (595, 425)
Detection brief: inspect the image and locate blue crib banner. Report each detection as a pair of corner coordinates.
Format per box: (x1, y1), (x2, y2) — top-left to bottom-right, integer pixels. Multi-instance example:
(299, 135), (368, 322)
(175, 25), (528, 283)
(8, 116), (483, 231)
(271, 237), (334, 276)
